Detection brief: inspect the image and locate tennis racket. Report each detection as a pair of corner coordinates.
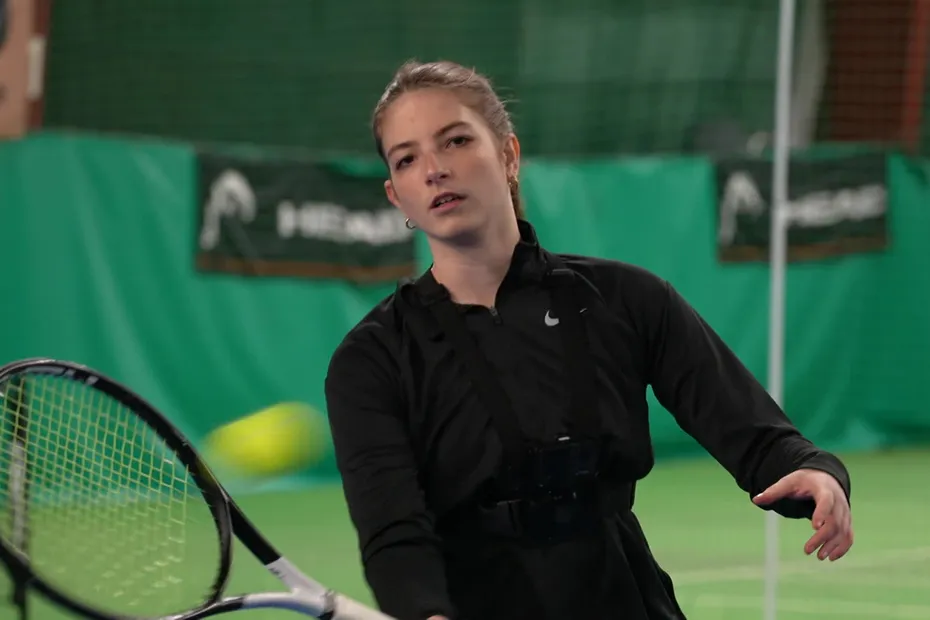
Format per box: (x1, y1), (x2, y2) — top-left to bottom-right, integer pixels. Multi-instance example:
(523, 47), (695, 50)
(0, 357), (396, 620)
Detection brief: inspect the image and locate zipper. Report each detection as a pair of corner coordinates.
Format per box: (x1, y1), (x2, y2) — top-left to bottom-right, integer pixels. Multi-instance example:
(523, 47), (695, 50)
(488, 306), (502, 324)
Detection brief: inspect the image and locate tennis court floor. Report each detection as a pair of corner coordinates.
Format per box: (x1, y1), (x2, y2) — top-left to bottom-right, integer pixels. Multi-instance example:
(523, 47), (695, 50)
(5, 447), (928, 619)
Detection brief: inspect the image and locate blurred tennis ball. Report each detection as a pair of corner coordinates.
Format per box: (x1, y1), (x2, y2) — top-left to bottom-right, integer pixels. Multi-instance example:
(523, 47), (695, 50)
(203, 402), (328, 478)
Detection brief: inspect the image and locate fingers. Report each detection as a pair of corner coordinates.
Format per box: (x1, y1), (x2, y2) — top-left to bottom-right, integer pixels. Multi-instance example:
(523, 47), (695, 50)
(812, 523), (854, 561)
(827, 505), (854, 561)
(806, 501), (853, 561)
(804, 520), (835, 555)
(810, 488), (836, 530)
(827, 525), (854, 561)
(754, 470), (854, 562)
(752, 476), (797, 506)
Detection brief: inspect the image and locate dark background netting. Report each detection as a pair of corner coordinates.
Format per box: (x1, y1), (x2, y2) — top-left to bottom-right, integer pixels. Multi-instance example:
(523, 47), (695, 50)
(38, 0), (930, 157)
(40, 0), (785, 158)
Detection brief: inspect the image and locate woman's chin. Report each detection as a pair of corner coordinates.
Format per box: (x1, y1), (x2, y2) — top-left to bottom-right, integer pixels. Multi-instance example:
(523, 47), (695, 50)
(426, 220), (486, 247)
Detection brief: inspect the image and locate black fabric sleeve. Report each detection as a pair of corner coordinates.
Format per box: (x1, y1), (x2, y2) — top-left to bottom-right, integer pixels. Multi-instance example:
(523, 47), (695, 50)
(325, 332), (454, 620)
(635, 273), (851, 519)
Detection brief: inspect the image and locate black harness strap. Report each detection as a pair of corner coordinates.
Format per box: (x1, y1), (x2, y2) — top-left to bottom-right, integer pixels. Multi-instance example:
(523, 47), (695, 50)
(545, 265), (600, 438)
(427, 295), (528, 470)
(404, 259), (626, 542)
(415, 258), (602, 477)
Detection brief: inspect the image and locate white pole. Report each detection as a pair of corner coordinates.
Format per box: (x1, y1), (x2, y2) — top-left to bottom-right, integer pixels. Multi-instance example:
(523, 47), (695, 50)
(765, 0), (797, 619)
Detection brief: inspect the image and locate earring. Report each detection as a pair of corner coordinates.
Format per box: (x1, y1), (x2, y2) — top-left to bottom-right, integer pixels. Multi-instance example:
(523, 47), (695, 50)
(405, 218), (416, 230)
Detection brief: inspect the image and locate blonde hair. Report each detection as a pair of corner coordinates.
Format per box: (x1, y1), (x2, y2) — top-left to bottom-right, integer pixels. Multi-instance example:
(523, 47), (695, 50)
(371, 60), (524, 220)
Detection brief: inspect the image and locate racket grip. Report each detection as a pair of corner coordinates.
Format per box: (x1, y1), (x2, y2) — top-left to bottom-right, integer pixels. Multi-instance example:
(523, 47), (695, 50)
(330, 593), (397, 620)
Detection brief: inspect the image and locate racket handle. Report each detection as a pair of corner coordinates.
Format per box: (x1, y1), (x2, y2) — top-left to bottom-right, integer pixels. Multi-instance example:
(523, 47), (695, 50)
(12, 585), (27, 620)
(330, 593), (397, 620)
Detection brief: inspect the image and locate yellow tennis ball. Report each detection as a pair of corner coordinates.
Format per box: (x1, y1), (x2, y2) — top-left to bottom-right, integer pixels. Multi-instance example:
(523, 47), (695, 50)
(203, 402), (327, 478)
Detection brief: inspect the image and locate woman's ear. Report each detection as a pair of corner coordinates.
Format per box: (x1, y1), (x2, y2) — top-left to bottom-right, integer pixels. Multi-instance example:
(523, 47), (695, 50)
(502, 133), (521, 180)
(384, 179), (402, 209)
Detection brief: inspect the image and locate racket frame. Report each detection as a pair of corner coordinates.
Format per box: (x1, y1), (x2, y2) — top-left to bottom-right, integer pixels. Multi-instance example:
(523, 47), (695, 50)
(5, 373), (31, 620)
(0, 358), (391, 620)
(0, 358), (235, 620)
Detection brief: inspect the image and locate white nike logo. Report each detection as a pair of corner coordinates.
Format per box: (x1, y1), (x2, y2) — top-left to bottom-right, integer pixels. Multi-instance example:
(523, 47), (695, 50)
(545, 308), (587, 327)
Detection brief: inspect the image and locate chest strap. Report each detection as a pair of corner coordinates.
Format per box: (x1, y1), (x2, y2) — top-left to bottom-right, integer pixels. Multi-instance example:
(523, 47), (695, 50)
(414, 257), (601, 478)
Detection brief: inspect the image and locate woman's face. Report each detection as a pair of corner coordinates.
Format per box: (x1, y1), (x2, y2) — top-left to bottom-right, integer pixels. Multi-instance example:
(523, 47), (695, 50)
(379, 88), (519, 243)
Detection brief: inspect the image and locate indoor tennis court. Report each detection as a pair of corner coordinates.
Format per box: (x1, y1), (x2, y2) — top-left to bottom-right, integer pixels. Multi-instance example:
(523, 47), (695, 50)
(4, 2), (930, 619)
(4, 448), (927, 620)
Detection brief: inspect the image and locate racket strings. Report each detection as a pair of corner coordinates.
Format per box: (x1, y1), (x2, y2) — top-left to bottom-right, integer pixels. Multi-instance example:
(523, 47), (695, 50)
(0, 373), (222, 617)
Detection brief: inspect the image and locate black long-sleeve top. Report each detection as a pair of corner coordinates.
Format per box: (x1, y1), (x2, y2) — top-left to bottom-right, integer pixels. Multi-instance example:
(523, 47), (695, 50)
(324, 220), (851, 620)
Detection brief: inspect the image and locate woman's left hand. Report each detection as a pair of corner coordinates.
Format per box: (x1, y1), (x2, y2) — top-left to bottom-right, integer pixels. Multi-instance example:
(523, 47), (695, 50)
(752, 468), (854, 561)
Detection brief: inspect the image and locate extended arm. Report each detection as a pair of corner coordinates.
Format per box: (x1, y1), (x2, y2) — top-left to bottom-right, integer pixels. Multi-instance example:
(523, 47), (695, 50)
(640, 275), (850, 518)
(325, 334), (454, 620)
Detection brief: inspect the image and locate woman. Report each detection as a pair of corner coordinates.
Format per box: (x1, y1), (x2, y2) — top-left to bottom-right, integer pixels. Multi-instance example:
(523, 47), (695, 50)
(324, 60), (853, 620)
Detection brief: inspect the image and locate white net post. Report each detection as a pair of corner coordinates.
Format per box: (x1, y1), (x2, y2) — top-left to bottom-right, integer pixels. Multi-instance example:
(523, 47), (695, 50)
(765, 0), (799, 619)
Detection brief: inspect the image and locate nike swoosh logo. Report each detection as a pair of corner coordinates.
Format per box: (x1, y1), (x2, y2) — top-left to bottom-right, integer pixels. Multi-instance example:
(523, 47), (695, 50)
(545, 308), (587, 327)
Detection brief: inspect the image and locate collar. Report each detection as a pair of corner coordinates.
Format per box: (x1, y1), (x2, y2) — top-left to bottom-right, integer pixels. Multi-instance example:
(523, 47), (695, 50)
(397, 219), (552, 307)
(512, 218), (549, 282)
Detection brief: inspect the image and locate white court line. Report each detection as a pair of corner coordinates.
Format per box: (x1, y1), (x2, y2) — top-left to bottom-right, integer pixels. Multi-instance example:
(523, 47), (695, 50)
(692, 595), (930, 619)
(784, 571), (930, 589)
(672, 546), (930, 585)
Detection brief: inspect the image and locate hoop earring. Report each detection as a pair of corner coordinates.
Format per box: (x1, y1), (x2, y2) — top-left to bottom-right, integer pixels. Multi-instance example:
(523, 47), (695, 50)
(405, 218), (416, 230)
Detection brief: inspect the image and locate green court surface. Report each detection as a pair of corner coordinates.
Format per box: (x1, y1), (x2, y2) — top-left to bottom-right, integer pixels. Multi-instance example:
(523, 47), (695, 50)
(3, 448), (928, 620)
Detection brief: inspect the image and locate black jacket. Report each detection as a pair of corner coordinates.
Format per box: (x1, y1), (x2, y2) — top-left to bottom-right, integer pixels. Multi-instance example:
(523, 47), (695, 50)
(324, 220), (851, 620)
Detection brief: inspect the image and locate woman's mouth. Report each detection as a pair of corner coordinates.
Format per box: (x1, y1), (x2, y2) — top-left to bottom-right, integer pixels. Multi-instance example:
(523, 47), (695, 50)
(431, 192), (466, 211)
